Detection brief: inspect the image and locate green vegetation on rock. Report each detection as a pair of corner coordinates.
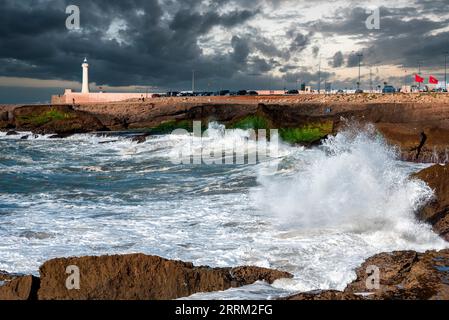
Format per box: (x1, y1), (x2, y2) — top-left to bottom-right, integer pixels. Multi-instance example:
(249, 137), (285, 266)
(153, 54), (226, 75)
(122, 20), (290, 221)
(231, 116), (269, 130)
(279, 121), (333, 144)
(18, 109), (73, 126)
(150, 120), (193, 134)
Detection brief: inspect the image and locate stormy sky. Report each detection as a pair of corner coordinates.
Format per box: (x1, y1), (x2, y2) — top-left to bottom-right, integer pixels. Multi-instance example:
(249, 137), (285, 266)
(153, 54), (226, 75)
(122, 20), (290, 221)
(1, 0), (449, 103)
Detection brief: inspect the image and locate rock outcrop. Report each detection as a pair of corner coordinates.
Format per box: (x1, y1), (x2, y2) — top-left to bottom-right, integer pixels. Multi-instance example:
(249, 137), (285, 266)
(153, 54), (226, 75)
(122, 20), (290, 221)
(287, 249), (449, 300)
(0, 272), (39, 300)
(376, 123), (449, 163)
(413, 164), (449, 241)
(37, 254), (292, 300)
(4, 105), (106, 135)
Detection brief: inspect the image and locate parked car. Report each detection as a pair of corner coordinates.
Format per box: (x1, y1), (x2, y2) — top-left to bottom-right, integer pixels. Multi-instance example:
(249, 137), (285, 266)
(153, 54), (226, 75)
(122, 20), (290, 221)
(166, 91), (179, 97)
(355, 89), (364, 94)
(248, 91), (259, 96)
(237, 90), (248, 96)
(218, 90), (230, 96)
(286, 90), (299, 95)
(382, 86), (396, 94)
(151, 94), (161, 98)
(337, 89), (344, 94)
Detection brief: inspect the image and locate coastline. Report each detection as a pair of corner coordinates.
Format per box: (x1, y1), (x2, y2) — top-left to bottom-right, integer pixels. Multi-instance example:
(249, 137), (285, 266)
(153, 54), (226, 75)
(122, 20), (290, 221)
(3, 94), (449, 163)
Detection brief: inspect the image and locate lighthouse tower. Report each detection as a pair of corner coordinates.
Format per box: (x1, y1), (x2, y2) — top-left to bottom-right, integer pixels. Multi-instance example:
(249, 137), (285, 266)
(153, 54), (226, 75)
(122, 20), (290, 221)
(81, 58), (90, 94)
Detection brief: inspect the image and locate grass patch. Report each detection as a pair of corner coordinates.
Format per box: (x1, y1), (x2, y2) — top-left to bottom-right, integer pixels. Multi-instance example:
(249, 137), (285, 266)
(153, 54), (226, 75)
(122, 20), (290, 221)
(150, 120), (193, 134)
(230, 116), (269, 130)
(279, 121), (333, 144)
(18, 109), (73, 126)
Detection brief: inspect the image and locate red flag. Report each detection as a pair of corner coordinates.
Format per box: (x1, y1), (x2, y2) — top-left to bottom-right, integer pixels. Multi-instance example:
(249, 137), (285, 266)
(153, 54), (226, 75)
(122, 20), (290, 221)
(415, 74), (424, 83)
(429, 76), (439, 84)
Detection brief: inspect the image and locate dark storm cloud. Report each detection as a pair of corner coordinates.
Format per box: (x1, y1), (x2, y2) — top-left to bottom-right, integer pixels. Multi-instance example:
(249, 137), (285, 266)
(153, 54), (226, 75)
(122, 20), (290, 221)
(347, 52), (363, 68)
(330, 51), (344, 68)
(0, 0), (261, 90)
(2, 0), (449, 99)
(309, 3), (449, 70)
(288, 32), (311, 53)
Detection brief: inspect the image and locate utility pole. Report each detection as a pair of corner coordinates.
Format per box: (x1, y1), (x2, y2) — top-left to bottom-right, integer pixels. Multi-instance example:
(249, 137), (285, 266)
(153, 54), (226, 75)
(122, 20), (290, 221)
(369, 68), (373, 93)
(318, 55), (322, 93)
(417, 61), (422, 90)
(192, 70), (195, 93)
(403, 67), (407, 89)
(357, 53), (363, 91)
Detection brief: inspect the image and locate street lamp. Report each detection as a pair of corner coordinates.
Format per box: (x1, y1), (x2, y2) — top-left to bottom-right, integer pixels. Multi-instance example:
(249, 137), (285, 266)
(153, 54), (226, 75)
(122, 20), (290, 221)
(357, 52), (363, 90)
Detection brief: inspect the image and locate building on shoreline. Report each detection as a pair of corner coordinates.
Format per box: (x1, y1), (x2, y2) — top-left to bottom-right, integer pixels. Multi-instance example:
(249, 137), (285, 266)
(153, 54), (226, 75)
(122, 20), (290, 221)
(52, 59), (152, 104)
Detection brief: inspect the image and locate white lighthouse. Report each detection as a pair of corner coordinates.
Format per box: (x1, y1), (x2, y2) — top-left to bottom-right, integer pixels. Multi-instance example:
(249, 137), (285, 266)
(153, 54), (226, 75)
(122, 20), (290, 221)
(81, 58), (90, 94)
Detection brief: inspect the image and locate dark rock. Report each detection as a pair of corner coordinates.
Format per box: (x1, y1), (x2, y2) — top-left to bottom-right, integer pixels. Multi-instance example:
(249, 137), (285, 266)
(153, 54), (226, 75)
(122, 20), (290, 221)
(38, 254), (293, 300)
(413, 163), (449, 240)
(131, 134), (150, 144)
(285, 290), (362, 300)
(6, 130), (18, 136)
(0, 273), (40, 301)
(0, 111), (8, 122)
(49, 133), (74, 139)
(20, 135), (29, 140)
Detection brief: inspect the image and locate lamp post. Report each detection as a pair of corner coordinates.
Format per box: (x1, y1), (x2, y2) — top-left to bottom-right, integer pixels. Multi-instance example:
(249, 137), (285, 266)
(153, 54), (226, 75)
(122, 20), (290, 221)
(318, 55), (322, 93)
(357, 53), (363, 91)
(192, 70), (195, 94)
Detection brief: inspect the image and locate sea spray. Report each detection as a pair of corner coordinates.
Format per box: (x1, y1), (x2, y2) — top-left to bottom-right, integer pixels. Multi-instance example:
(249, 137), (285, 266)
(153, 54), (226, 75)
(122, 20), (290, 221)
(168, 122), (285, 165)
(252, 124), (439, 238)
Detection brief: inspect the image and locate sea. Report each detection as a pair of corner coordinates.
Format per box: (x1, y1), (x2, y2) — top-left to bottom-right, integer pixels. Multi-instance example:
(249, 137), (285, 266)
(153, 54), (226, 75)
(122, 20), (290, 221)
(0, 123), (447, 299)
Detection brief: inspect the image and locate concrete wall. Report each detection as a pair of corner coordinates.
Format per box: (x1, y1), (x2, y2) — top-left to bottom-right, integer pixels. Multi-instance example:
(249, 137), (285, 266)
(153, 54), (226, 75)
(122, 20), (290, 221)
(51, 92), (152, 104)
(256, 90), (286, 95)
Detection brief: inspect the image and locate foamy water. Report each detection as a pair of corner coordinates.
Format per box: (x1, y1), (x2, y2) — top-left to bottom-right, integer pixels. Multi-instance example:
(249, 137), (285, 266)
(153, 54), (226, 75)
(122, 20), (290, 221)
(0, 125), (447, 299)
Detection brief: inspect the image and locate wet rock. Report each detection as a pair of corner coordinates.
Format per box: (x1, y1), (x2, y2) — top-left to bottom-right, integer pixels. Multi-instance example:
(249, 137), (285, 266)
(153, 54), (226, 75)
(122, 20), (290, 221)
(6, 130), (18, 136)
(131, 134), (150, 144)
(48, 133), (74, 139)
(413, 164), (449, 240)
(286, 249), (449, 300)
(285, 290), (362, 300)
(20, 135), (29, 140)
(0, 273), (40, 300)
(38, 254), (293, 300)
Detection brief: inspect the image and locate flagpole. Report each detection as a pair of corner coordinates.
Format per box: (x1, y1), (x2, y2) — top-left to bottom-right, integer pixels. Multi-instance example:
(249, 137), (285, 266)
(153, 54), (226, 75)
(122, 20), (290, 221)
(444, 52), (448, 92)
(417, 61), (422, 91)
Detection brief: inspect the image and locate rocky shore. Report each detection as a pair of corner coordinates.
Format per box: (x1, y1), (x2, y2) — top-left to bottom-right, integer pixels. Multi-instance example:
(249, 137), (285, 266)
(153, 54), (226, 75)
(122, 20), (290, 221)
(2, 94), (449, 163)
(0, 255), (292, 300)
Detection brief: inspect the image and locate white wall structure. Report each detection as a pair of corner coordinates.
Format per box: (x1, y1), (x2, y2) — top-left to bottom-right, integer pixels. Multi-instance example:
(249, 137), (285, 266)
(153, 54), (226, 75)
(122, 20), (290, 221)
(81, 58), (90, 94)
